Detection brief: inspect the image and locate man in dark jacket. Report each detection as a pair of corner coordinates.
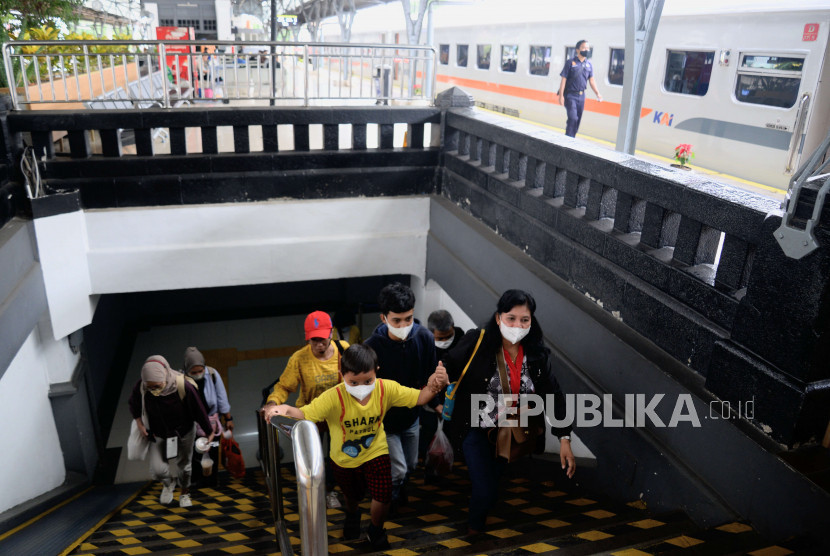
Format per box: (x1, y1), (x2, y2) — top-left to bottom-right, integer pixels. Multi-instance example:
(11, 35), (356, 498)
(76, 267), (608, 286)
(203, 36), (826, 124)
(365, 283), (437, 508)
(420, 310), (466, 469)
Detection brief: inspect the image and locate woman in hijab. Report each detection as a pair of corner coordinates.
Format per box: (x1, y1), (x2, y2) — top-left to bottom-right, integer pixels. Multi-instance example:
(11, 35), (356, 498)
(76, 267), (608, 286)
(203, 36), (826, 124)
(129, 355), (213, 508)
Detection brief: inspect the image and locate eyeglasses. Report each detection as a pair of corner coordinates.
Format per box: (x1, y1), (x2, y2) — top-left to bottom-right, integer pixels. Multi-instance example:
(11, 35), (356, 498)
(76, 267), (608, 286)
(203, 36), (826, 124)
(342, 434), (376, 458)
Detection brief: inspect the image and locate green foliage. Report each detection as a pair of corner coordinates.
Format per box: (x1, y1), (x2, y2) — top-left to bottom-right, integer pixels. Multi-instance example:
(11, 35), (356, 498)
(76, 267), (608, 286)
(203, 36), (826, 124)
(0, 0), (83, 87)
(2, 24), (137, 90)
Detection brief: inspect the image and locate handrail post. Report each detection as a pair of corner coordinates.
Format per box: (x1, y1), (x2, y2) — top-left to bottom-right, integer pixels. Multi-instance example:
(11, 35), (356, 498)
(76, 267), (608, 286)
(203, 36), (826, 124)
(304, 44), (309, 106)
(158, 43), (170, 108)
(291, 419), (328, 555)
(256, 409), (293, 555)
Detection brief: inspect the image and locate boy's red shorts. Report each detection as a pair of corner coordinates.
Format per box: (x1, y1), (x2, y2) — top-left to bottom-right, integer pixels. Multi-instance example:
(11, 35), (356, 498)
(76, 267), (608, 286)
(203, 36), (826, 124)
(331, 454), (392, 504)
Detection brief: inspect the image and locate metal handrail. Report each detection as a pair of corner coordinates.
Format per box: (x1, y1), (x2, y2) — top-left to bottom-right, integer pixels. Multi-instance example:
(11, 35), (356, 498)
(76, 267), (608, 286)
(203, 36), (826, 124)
(2, 40), (436, 110)
(255, 409), (328, 556)
(775, 126), (830, 259)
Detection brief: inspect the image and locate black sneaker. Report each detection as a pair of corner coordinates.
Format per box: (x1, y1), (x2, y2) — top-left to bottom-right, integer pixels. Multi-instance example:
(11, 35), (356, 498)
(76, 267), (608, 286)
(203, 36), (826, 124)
(343, 511), (361, 540)
(366, 523), (390, 550)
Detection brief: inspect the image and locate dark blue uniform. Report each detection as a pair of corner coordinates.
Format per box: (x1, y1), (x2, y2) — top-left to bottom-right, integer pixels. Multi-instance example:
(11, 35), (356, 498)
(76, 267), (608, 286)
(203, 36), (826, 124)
(559, 56), (593, 137)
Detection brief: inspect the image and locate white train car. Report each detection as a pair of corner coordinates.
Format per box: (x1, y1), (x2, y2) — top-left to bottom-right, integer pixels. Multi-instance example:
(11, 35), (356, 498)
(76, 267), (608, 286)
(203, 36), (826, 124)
(417, 2), (830, 191)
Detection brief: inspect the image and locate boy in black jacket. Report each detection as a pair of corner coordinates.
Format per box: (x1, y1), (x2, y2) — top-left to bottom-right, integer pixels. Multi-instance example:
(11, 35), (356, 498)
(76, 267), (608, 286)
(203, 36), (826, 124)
(365, 283), (437, 509)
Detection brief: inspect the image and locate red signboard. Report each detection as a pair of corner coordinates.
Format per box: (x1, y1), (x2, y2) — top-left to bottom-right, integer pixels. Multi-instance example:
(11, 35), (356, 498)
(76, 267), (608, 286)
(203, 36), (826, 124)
(803, 23), (819, 41)
(156, 27), (195, 81)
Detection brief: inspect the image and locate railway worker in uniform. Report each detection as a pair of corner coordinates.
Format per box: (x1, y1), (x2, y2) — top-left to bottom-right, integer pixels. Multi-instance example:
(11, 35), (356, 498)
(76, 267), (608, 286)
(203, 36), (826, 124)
(558, 40), (603, 138)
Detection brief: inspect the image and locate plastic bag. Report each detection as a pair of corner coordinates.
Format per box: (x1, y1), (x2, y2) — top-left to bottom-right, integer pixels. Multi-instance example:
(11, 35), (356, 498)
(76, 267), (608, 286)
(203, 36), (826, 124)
(425, 420), (454, 476)
(127, 420), (149, 461)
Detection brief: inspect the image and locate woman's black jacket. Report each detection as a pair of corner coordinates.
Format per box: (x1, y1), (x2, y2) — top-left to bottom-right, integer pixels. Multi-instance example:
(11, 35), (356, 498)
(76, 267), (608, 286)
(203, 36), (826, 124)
(443, 328), (572, 448)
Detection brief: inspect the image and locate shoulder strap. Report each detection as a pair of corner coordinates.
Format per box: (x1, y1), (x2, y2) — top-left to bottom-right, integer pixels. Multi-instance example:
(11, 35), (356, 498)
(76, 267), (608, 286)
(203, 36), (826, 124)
(177, 373), (186, 400)
(454, 329), (486, 393)
(332, 340), (345, 374)
(208, 366), (217, 386)
(177, 373), (197, 400)
(495, 350), (511, 397)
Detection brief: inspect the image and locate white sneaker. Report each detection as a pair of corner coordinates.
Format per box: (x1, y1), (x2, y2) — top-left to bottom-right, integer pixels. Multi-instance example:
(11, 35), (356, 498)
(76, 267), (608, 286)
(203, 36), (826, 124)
(179, 493), (192, 508)
(326, 491), (341, 509)
(159, 483), (175, 505)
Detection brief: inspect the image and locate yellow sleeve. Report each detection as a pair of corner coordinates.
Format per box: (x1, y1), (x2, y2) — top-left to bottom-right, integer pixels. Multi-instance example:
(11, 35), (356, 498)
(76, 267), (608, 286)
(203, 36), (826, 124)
(300, 387), (337, 423)
(267, 353), (301, 406)
(384, 380), (420, 410)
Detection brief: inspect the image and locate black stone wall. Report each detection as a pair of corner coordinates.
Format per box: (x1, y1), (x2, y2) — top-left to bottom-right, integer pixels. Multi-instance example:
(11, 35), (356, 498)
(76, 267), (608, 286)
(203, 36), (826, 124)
(439, 105), (830, 446)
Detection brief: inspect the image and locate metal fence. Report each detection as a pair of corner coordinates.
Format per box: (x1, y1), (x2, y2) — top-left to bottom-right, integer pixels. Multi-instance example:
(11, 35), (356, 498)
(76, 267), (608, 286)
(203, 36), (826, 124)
(2, 40), (436, 110)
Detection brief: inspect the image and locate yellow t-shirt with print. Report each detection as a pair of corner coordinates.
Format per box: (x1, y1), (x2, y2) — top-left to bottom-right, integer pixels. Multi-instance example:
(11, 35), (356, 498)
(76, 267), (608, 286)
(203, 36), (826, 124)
(266, 341), (348, 407)
(300, 379), (419, 468)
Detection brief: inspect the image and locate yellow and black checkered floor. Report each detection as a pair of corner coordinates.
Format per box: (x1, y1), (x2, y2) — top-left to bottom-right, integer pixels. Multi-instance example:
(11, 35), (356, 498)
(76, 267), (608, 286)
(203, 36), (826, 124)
(66, 462), (812, 555)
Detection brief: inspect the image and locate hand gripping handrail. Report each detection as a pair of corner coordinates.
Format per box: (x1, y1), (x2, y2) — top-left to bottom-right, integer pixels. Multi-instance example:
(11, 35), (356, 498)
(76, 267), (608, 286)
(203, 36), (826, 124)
(256, 410), (328, 556)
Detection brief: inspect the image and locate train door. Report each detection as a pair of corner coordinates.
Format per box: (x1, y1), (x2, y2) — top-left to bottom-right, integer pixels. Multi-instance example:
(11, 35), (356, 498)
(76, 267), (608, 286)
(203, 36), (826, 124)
(798, 28), (830, 174)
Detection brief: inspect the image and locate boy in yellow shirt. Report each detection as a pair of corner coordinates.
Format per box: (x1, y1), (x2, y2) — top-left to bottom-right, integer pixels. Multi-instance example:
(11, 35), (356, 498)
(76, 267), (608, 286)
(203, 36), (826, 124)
(270, 343), (448, 550)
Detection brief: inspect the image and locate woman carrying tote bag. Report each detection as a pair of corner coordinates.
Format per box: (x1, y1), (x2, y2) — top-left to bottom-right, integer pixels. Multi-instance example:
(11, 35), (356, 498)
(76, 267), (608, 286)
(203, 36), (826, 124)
(441, 289), (575, 534)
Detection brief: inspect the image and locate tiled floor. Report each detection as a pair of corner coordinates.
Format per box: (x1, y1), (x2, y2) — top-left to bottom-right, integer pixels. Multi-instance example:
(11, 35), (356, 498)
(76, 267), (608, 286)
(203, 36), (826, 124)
(65, 462), (808, 555)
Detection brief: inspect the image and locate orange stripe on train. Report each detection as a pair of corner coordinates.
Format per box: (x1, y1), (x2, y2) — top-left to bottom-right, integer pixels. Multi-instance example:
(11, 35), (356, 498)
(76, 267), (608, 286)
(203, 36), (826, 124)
(436, 74), (653, 119)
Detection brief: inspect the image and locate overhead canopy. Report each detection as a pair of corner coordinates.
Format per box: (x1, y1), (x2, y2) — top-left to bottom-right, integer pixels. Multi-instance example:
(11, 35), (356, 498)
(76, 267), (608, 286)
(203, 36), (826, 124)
(279, 0), (397, 26)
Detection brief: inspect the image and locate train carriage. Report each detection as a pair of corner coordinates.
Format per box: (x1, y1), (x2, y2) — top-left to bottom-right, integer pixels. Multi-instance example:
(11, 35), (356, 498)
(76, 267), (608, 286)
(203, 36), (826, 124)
(412, 2), (830, 191)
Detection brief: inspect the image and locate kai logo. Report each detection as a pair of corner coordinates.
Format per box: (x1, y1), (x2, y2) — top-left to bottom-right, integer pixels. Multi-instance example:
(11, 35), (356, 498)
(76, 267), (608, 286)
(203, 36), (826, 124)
(653, 111), (674, 126)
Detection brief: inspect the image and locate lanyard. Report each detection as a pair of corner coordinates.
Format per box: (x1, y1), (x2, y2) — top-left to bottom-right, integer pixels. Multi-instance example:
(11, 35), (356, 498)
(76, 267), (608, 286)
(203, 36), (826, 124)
(502, 345), (524, 396)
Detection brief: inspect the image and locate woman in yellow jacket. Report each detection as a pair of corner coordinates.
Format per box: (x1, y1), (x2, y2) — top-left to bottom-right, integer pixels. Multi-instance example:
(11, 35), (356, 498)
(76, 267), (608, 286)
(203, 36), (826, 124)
(262, 310), (348, 507)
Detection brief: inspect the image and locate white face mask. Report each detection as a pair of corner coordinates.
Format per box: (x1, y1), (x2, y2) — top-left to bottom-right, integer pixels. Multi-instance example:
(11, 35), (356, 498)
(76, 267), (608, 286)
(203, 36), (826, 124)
(435, 335), (454, 350)
(345, 381), (376, 401)
(499, 321), (530, 345)
(189, 371), (205, 380)
(386, 321), (413, 341)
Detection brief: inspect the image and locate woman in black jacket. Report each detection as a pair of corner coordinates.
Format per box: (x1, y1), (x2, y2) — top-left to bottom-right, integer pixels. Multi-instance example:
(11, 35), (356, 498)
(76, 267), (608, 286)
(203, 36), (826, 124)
(441, 289), (575, 533)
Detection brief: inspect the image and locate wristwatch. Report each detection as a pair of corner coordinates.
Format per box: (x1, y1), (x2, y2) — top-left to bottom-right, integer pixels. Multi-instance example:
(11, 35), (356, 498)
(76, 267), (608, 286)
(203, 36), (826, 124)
(559, 435), (570, 441)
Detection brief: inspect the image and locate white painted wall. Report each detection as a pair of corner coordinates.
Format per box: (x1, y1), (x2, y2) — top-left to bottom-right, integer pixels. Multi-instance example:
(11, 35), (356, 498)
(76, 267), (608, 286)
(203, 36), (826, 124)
(214, 0), (233, 41)
(0, 325), (71, 514)
(32, 210), (94, 341)
(33, 196), (430, 342)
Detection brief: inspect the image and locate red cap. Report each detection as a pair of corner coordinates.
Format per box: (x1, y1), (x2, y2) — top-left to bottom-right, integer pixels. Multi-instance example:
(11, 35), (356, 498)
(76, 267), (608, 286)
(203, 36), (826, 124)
(304, 311), (333, 340)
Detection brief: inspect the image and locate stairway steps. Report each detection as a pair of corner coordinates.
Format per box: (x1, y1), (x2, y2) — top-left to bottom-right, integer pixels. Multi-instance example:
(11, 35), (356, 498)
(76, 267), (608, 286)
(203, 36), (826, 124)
(67, 468), (787, 556)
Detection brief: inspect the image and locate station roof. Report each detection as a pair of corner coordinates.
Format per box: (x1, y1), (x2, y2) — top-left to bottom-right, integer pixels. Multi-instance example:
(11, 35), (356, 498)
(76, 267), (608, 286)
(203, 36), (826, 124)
(287, 0), (397, 26)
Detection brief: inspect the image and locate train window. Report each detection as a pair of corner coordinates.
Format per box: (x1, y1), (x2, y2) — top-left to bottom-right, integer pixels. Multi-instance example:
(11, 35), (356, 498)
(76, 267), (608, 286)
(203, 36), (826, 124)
(529, 45), (551, 76)
(663, 50), (714, 96)
(565, 46), (594, 61)
(439, 44), (449, 65)
(608, 48), (624, 86)
(734, 54), (804, 108)
(477, 45), (492, 70)
(457, 44), (468, 67)
(501, 45), (518, 72)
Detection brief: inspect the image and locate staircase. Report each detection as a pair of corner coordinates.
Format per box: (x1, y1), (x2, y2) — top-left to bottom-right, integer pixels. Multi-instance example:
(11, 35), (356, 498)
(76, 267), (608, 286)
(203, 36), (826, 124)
(65, 459), (806, 555)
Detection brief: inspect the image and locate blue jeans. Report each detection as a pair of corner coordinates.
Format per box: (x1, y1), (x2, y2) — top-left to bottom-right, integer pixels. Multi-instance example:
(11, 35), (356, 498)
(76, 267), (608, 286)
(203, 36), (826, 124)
(463, 427), (506, 531)
(564, 92), (585, 137)
(386, 419), (419, 500)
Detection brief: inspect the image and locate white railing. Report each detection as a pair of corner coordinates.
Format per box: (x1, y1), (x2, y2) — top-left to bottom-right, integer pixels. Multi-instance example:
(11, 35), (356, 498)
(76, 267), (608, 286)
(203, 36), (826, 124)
(2, 40), (436, 110)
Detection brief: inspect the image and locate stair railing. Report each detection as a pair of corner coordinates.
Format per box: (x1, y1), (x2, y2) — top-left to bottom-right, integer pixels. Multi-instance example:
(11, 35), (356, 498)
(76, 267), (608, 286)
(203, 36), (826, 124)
(256, 410), (328, 555)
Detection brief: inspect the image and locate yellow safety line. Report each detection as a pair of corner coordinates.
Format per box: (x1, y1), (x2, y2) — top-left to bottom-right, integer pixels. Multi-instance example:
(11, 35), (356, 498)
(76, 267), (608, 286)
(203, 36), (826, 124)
(477, 106), (784, 195)
(0, 486), (94, 543)
(58, 483), (149, 556)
